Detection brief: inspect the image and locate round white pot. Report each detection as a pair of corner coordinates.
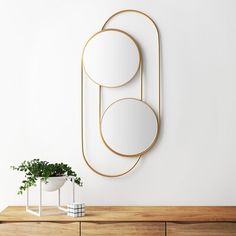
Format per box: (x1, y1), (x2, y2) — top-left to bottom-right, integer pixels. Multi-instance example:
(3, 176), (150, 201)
(41, 176), (67, 192)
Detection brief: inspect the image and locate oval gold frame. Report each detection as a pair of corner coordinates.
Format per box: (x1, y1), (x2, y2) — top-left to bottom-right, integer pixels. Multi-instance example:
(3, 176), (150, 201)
(81, 29), (142, 177)
(101, 9), (161, 124)
(100, 98), (159, 157)
(82, 28), (141, 88)
(81, 9), (161, 177)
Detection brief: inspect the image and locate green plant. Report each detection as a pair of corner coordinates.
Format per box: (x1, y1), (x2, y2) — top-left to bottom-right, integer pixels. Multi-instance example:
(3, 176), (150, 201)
(11, 159), (82, 194)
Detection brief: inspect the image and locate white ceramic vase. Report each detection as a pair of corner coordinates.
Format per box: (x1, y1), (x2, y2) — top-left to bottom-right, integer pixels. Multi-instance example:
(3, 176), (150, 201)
(41, 176), (67, 192)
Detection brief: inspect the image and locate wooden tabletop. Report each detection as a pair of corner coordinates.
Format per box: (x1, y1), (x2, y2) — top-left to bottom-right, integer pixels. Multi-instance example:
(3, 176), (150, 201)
(1, 206), (236, 222)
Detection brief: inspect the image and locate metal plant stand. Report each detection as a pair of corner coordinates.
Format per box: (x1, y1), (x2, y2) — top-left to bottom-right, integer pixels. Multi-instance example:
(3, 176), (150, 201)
(26, 176), (75, 216)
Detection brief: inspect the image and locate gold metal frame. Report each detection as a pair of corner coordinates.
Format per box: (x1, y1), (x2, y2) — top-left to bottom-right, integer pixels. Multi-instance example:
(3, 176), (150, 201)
(81, 29), (142, 177)
(102, 9), (161, 123)
(82, 28), (142, 89)
(81, 9), (160, 177)
(100, 97), (159, 157)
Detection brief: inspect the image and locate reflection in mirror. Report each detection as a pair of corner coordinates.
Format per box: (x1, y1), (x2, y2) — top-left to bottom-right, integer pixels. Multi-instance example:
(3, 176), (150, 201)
(83, 30), (140, 87)
(101, 98), (158, 157)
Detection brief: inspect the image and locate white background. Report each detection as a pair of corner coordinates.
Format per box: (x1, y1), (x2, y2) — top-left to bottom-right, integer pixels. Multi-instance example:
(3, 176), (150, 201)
(1, 0), (236, 211)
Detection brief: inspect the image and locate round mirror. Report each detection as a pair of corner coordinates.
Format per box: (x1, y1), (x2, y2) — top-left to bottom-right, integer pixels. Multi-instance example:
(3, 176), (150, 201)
(101, 98), (158, 157)
(83, 29), (140, 87)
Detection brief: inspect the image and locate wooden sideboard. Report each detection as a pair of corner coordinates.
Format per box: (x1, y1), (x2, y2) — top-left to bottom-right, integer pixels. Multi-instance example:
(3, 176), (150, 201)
(1, 206), (236, 235)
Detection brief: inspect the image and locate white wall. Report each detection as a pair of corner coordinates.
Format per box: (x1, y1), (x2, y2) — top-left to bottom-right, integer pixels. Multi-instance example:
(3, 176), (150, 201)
(1, 0), (236, 211)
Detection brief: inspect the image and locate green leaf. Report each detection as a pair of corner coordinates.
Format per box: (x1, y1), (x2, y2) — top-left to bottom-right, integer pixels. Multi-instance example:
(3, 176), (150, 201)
(11, 159), (82, 194)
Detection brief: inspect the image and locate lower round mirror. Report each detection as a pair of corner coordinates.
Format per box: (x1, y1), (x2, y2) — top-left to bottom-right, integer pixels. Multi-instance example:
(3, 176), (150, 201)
(101, 98), (158, 157)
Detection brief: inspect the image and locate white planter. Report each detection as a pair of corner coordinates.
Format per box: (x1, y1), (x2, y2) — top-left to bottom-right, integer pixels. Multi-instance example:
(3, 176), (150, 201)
(41, 176), (67, 192)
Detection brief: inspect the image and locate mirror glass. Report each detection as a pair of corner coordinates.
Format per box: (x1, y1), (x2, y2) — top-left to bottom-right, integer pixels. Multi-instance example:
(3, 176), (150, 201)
(101, 98), (158, 156)
(83, 30), (140, 87)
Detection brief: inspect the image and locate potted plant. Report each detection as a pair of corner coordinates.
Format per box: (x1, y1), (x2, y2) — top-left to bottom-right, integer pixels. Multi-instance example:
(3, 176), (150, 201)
(11, 159), (82, 194)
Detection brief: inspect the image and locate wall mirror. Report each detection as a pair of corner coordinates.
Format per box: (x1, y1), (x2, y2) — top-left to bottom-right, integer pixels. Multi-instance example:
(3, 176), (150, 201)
(83, 29), (140, 88)
(101, 98), (158, 157)
(81, 10), (160, 177)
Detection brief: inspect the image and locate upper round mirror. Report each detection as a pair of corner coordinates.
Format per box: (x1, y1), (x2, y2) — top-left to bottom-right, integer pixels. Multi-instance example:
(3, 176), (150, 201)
(83, 30), (140, 87)
(101, 98), (158, 157)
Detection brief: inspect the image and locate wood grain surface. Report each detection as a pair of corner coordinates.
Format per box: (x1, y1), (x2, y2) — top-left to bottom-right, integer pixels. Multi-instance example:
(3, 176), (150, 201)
(1, 207), (236, 236)
(81, 222), (165, 236)
(167, 222), (236, 236)
(1, 206), (236, 222)
(0, 222), (79, 236)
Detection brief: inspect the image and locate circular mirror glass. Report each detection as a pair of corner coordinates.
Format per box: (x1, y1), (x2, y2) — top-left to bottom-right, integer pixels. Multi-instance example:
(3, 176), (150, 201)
(101, 98), (158, 157)
(83, 30), (140, 87)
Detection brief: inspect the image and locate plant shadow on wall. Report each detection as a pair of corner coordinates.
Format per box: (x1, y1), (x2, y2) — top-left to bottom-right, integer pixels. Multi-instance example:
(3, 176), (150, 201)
(11, 159), (82, 194)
